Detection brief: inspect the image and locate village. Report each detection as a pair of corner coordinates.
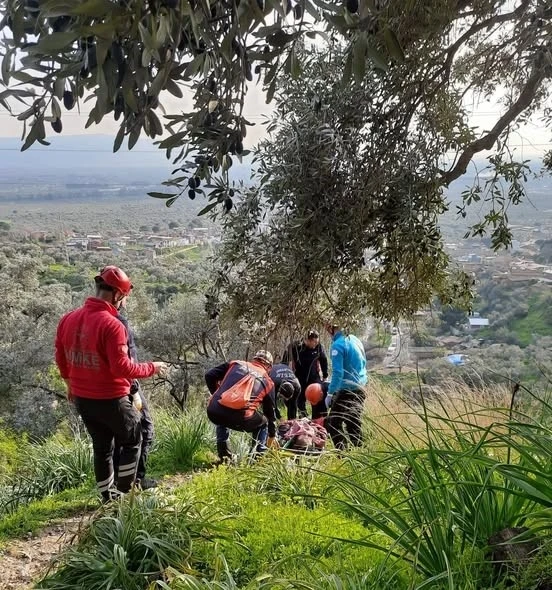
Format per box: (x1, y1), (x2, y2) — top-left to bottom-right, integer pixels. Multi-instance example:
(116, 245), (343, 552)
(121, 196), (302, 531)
(23, 226), (220, 261)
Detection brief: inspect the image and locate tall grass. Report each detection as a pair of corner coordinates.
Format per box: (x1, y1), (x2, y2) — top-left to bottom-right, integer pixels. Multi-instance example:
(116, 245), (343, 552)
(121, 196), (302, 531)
(0, 433), (93, 517)
(245, 451), (332, 509)
(36, 492), (227, 590)
(310, 380), (552, 586)
(159, 559), (406, 589)
(152, 408), (213, 473)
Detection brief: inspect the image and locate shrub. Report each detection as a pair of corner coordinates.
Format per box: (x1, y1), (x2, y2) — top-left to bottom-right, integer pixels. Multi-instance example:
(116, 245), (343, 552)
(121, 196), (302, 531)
(151, 408), (213, 473)
(37, 492), (227, 590)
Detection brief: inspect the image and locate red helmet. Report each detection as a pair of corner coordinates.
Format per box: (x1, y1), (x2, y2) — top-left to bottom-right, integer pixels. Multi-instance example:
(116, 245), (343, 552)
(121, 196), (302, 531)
(305, 382), (324, 405)
(94, 266), (133, 296)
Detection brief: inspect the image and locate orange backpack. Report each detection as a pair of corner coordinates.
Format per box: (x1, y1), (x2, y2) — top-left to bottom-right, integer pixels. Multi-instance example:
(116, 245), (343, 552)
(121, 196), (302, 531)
(218, 362), (266, 410)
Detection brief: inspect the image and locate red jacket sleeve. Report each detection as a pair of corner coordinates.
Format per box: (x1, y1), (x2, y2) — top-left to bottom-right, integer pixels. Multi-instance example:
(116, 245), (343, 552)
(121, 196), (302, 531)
(104, 320), (156, 379)
(55, 316), (69, 379)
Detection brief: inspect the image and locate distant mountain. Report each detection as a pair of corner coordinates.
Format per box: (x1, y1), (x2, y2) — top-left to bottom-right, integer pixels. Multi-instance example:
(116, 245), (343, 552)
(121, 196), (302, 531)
(0, 135), (254, 183)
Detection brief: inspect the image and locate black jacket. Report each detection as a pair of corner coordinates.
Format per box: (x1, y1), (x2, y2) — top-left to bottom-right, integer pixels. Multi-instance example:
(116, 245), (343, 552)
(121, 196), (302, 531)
(269, 364), (301, 398)
(282, 342), (329, 387)
(118, 312), (140, 395)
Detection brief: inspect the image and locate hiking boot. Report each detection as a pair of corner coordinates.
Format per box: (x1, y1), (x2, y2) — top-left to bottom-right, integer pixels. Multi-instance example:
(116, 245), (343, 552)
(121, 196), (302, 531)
(217, 441), (233, 463)
(138, 477), (158, 490)
(102, 488), (125, 504)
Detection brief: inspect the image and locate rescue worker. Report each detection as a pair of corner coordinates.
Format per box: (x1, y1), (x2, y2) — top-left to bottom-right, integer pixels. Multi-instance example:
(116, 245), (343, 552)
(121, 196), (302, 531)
(55, 266), (167, 501)
(305, 381), (329, 421)
(269, 362), (301, 420)
(324, 323), (368, 450)
(205, 350), (279, 462)
(282, 330), (329, 417)
(114, 306), (157, 490)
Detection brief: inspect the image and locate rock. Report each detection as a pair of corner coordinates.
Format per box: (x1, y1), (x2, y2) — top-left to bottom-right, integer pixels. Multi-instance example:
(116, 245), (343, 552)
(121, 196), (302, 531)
(487, 526), (541, 587)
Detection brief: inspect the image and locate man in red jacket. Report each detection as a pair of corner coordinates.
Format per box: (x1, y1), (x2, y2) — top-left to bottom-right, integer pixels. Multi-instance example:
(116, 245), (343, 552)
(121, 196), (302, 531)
(55, 266), (167, 501)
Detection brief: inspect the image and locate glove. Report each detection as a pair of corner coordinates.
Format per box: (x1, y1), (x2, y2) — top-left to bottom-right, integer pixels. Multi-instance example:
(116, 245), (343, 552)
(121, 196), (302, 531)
(325, 394), (333, 409)
(267, 437), (280, 449)
(132, 393), (143, 412)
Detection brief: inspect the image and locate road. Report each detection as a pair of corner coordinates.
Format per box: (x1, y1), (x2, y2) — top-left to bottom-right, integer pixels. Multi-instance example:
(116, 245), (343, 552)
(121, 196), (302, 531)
(382, 324), (410, 370)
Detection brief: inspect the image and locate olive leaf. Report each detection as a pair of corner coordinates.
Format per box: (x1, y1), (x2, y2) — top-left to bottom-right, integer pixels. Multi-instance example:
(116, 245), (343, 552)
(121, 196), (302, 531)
(148, 191), (179, 199)
(30, 32), (78, 54)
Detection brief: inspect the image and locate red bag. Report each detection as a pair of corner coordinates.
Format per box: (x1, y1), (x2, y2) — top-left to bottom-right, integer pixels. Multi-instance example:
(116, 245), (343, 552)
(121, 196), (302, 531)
(218, 373), (255, 410)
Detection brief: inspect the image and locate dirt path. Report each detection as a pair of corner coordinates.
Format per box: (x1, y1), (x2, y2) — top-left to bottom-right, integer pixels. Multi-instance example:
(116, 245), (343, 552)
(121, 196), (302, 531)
(0, 514), (91, 590)
(0, 474), (193, 590)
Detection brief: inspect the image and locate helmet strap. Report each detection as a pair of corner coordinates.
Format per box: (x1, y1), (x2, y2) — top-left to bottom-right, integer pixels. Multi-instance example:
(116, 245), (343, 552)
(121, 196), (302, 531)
(112, 291), (125, 308)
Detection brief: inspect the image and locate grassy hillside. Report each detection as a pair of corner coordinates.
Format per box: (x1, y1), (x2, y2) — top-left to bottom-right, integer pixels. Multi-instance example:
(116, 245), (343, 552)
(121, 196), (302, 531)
(510, 293), (552, 345)
(2, 380), (552, 589)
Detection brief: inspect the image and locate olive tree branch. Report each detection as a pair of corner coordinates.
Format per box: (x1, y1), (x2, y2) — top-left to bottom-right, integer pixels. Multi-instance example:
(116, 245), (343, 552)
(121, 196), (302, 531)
(441, 64), (548, 185)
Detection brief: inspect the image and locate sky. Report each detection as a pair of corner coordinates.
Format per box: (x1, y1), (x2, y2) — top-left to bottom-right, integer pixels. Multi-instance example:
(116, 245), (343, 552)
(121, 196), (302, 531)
(0, 81), (272, 150)
(1, 83), (550, 168)
(0, 21), (551, 167)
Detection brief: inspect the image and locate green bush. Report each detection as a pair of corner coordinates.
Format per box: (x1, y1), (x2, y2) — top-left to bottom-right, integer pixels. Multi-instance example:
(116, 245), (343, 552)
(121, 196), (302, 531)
(0, 428), (20, 478)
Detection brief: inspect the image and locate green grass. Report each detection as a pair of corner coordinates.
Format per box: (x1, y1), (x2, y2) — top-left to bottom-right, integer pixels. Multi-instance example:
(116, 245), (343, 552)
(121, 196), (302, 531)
(0, 428), (21, 478)
(149, 408), (214, 474)
(161, 245), (203, 261)
(510, 293), (552, 345)
(11, 390), (552, 589)
(0, 432), (93, 520)
(0, 484), (97, 546)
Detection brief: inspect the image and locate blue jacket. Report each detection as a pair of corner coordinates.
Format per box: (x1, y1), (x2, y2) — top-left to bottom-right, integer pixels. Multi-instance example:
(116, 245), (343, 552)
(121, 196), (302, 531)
(328, 332), (367, 395)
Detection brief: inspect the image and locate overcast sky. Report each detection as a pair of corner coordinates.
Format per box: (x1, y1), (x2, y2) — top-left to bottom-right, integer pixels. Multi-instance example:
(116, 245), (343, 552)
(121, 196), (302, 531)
(0, 75), (550, 166)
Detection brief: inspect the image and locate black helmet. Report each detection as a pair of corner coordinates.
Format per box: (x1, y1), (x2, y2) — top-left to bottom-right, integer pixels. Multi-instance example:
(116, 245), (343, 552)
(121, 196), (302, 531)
(279, 382), (295, 401)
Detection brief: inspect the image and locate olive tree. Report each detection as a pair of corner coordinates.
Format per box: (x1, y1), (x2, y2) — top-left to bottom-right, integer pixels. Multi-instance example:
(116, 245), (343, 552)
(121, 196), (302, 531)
(1, 1), (551, 330)
(0, 246), (73, 435)
(208, 0), (552, 329)
(138, 292), (247, 408)
(213, 44), (474, 329)
(0, 0), (402, 208)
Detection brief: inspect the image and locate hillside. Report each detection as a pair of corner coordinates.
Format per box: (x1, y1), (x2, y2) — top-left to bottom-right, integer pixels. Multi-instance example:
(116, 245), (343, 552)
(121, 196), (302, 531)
(2, 385), (552, 590)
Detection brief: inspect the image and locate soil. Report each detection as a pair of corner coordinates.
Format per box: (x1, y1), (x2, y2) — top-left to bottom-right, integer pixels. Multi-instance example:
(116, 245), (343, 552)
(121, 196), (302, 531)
(0, 474), (194, 590)
(0, 514), (91, 590)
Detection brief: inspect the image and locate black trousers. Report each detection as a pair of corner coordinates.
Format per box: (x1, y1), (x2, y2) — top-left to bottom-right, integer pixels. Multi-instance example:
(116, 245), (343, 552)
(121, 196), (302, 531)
(283, 392), (298, 421)
(297, 383), (308, 416)
(113, 390), (154, 481)
(208, 404), (268, 450)
(311, 400), (328, 421)
(74, 395), (142, 499)
(326, 389), (365, 450)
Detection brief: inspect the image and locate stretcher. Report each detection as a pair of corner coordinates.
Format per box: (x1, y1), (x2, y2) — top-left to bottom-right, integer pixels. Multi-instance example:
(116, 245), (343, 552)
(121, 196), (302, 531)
(276, 417), (328, 456)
